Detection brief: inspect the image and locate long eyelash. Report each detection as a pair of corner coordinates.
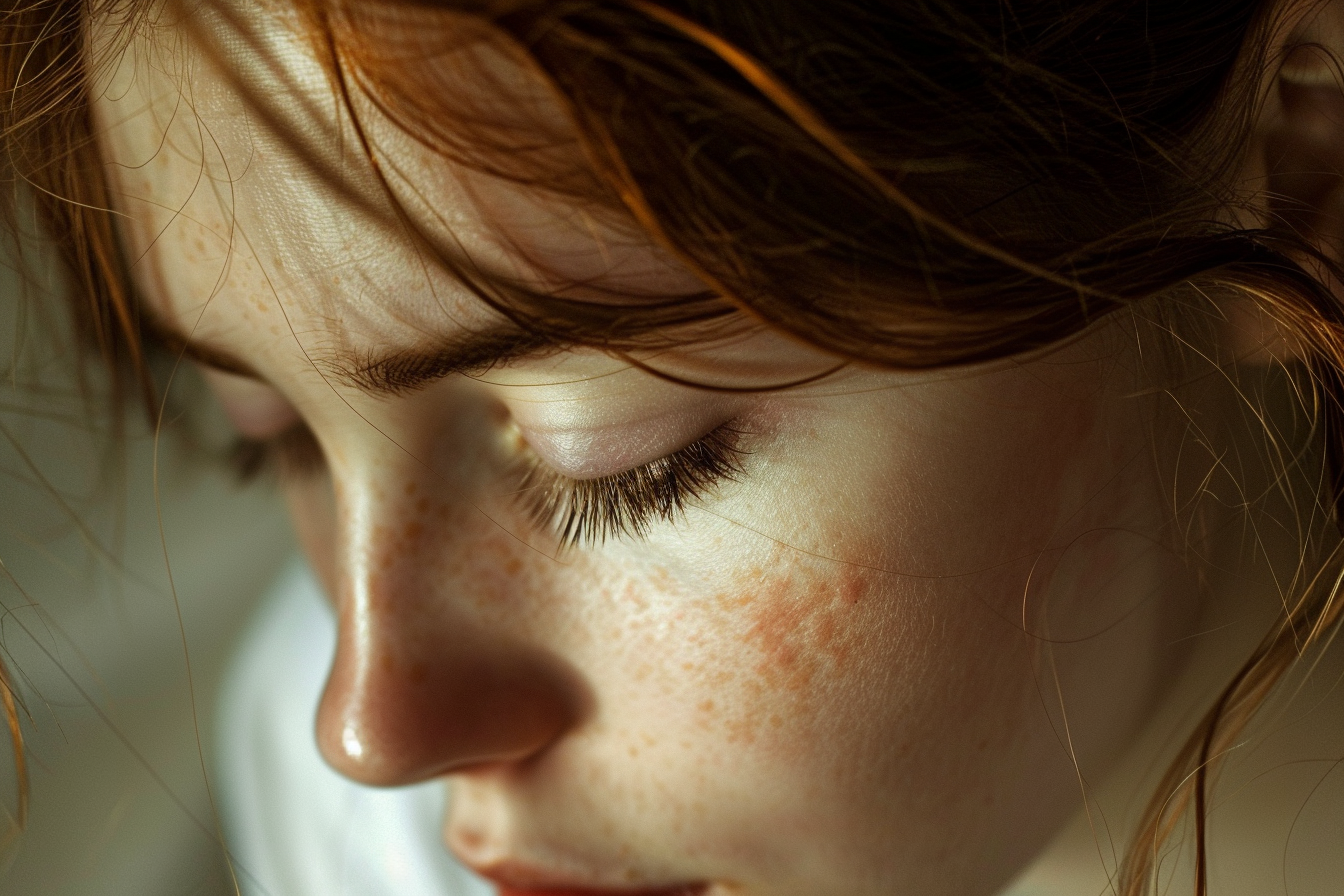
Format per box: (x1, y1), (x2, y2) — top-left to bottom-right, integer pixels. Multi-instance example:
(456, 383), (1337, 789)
(512, 425), (748, 549)
(227, 425), (326, 483)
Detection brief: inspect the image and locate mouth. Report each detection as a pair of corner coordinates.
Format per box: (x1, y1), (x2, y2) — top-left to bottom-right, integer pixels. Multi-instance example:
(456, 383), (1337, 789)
(494, 889), (706, 896)
(474, 863), (709, 896)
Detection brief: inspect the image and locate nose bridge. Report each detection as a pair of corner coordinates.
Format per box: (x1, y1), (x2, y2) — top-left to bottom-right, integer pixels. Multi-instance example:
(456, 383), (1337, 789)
(316, 447), (580, 786)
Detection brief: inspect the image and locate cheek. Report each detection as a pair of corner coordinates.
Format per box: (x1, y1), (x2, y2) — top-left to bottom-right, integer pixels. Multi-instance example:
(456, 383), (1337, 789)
(723, 563), (1025, 741)
(568, 536), (1051, 868)
(711, 559), (880, 745)
(597, 541), (999, 766)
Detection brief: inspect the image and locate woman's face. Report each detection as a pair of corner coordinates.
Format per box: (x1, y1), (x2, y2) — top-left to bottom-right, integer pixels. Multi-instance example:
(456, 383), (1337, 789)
(92, 5), (1198, 895)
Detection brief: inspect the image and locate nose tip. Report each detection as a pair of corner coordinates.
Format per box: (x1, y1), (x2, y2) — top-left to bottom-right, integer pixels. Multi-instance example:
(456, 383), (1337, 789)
(316, 605), (583, 786)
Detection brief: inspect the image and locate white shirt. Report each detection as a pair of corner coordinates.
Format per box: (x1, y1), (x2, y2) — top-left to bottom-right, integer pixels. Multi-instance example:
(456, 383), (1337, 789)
(215, 558), (493, 896)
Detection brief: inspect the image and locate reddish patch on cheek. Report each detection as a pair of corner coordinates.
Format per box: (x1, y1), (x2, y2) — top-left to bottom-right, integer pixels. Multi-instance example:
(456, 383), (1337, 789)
(708, 560), (880, 746)
(840, 569), (865, 606)
(749, 564), (872, 678)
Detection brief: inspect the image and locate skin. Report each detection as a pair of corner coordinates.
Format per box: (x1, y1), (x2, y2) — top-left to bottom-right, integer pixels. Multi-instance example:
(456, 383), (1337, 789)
(86, 3), (1242, 894)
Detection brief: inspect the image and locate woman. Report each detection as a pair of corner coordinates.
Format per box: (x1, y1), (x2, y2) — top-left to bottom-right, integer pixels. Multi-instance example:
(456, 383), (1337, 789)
(2, 0), (1343, 893)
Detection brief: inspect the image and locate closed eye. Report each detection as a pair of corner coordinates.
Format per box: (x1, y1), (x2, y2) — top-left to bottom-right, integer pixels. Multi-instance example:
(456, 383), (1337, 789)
(226, 413), (747, 550)
(228, 424), (326, 481)
(509, 424), (748, 549)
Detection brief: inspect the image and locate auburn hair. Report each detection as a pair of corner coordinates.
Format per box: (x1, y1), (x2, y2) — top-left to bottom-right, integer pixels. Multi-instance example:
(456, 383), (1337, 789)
(4, 1), (1344, 893)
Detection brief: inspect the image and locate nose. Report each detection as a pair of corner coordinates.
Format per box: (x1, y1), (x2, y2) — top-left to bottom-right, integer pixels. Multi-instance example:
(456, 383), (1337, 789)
(314, 453), (582, 787)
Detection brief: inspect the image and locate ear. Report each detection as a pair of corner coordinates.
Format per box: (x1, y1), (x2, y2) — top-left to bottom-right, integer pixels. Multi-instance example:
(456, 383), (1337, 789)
(1233, 1), (1344, 362)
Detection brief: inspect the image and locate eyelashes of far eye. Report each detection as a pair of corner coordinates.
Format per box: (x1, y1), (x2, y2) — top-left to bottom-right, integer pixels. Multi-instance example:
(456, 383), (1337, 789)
(227, 420), (749, 549)
(510, 424), (748, 550)
(229, 425), (326, 482)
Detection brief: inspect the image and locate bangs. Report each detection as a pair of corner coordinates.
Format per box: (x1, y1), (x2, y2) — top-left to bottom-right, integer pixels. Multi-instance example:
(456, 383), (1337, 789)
(213, 0), (1291, 372)
(173, 0), (742, 359)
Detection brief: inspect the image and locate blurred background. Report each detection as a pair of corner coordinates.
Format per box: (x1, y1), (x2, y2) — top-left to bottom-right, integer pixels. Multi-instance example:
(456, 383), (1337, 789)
(0, 236), (296, 895)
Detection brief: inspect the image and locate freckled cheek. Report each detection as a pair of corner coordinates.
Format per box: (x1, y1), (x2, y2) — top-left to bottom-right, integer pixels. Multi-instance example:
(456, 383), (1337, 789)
(609, 556), (904, 763)
(618, 549), (1038, 792)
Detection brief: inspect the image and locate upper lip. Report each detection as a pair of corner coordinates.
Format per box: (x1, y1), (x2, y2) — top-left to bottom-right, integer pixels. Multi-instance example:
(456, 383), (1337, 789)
(469, 861), (708, 896)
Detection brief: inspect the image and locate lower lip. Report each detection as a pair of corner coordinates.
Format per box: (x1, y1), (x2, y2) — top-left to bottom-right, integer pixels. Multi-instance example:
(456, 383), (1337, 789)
(496, 887), (707, 896)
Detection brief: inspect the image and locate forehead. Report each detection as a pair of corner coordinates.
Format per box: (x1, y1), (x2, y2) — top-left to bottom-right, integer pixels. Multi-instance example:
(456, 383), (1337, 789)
(89, 0), (710, 375)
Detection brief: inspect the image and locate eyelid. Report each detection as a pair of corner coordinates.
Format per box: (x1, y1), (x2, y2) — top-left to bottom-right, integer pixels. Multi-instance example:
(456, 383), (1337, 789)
(199, 366), (302, 440)
(514, 406), (742, 480)
(229, 424), (326, 482)
(509, 422), (749, 548)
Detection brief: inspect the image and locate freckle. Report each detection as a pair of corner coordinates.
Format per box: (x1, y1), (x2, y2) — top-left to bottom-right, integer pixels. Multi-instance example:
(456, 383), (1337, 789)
(454, 827), (484, 852)
(682, 662), (694, 671)
(698, 699), (714, 712)
(408, 661), (428, 683)
(840, 567), (866, 605)
(415, 497), (430, 513)
(713, 590), (750, 612)
(403, 481), (416, 496)
(503, 557), (522, 576)
(750, 597), (807, 674)
(403, 521), (422, 540)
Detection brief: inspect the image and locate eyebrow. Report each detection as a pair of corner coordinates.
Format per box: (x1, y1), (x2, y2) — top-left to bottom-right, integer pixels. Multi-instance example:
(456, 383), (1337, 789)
(148, 318), (562, 397)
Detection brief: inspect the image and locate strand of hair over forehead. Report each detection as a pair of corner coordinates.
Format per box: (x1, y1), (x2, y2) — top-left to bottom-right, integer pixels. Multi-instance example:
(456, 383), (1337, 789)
(405, 1), (1318, 370)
